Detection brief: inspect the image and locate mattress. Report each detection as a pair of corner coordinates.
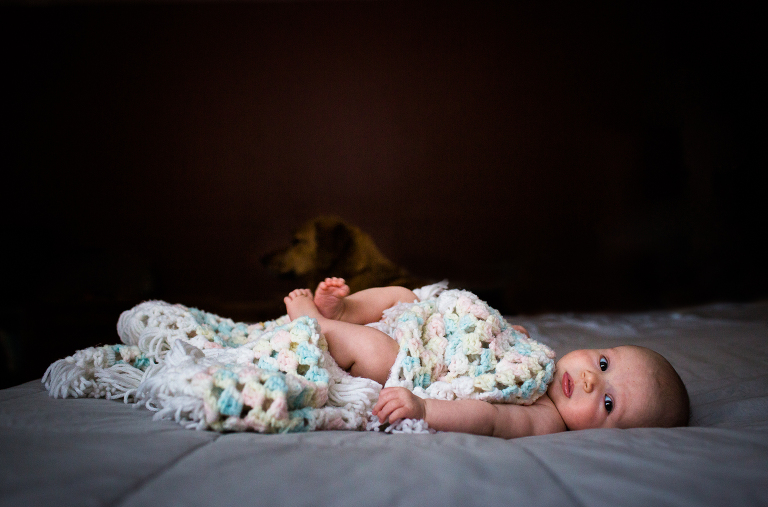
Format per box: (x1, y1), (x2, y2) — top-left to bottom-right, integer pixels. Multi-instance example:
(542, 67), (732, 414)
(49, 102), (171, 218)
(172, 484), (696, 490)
(2, 301), (768, 506)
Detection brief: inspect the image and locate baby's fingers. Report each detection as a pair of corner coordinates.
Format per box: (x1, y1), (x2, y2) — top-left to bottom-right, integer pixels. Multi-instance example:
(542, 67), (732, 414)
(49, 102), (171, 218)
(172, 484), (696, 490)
(386, 406), (416, 423)
(374, 388), (403, 410)
(372, 389), (392, 413)
(373, 398), (404, 423)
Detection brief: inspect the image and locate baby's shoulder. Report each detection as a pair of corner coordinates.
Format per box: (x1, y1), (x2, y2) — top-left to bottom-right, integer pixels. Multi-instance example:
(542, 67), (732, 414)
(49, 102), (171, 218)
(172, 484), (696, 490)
(530, 394), (567, 435)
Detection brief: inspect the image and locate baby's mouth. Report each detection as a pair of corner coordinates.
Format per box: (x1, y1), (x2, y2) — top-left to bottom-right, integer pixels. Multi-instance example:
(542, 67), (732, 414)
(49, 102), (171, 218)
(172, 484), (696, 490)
(562, 372), (573, 398)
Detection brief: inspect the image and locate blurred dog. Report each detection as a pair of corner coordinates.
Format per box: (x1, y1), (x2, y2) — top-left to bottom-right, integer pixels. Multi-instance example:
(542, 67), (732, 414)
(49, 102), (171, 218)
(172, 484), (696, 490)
(262, 216), (425, 293)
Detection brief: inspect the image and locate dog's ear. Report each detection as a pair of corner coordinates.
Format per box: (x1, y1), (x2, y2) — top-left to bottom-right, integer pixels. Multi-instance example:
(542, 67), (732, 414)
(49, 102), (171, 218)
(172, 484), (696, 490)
(315, 221), (353, 272)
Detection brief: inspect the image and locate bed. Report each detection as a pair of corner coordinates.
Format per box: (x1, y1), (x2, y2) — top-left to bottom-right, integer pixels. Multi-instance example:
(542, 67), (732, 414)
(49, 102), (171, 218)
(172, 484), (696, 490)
(2, 300), (768, 507)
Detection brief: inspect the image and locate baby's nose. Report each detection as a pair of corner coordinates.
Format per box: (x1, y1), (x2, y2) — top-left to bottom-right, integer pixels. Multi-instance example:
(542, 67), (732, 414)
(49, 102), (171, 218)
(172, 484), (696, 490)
(582, 370), (599, 393)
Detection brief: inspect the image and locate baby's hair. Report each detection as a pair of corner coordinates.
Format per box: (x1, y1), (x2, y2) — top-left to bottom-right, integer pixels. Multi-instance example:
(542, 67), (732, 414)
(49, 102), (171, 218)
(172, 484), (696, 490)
(637, 347), (690, 428)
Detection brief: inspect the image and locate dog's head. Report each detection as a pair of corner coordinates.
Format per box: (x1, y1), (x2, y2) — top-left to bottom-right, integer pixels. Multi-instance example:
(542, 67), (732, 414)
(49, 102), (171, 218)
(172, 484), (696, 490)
(262, 216), (355, 282)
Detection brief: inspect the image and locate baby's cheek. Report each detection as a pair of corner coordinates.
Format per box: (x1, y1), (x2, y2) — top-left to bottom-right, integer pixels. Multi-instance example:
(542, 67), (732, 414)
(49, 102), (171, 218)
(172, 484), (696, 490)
(562, 407), (592, 431)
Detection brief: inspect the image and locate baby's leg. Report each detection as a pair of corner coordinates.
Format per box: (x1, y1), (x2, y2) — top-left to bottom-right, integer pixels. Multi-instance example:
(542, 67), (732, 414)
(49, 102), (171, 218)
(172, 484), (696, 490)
(285, 289), (398, 385)
(314, 277), (417, 325)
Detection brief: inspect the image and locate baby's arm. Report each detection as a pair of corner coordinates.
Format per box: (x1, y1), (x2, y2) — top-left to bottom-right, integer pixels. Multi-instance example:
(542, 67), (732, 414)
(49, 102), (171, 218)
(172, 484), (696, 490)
(373, 387), (566, 438)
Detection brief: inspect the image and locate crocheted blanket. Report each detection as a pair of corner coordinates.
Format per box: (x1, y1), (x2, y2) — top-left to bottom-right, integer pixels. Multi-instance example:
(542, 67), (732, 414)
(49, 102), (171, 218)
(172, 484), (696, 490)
(43, 284), (555, 434)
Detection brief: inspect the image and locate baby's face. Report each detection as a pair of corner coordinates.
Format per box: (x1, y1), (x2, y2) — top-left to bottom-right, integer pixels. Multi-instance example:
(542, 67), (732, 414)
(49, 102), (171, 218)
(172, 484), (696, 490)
(547, 346), (660, 431)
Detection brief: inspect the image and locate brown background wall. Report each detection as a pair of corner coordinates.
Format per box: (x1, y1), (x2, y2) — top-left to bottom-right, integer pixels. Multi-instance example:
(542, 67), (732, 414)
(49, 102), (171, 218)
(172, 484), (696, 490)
(1, 1), (765, 387)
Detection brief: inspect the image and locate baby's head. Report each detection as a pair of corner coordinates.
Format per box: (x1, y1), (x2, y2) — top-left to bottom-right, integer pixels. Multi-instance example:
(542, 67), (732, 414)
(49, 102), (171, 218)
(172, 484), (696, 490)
(547, 345), (689, 431)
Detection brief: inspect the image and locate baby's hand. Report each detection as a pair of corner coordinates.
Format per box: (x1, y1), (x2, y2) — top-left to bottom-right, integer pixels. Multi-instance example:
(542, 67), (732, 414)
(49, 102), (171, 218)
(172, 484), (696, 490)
(373, 387), (426, 423)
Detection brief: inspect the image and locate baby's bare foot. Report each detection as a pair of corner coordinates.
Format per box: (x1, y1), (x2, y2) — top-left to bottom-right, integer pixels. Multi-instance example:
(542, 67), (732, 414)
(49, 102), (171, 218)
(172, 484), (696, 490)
(284, 289), (322, 321)
(314, 277), (350, 320)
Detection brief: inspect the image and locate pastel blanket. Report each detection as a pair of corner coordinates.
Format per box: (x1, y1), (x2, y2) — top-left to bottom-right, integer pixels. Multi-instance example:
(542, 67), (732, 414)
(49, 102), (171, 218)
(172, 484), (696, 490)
(43, 284), (556, 433)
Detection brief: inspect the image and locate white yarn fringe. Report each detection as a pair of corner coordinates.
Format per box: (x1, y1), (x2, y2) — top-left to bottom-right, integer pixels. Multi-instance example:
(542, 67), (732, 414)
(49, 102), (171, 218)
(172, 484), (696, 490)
(412, 280), (449, 302)
(365, 414), (435, 434)
(43, 282), (453, 435)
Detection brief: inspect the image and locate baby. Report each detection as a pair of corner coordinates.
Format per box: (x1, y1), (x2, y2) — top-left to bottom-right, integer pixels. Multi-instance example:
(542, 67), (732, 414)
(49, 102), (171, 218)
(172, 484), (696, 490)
(284, 278), (690, 438)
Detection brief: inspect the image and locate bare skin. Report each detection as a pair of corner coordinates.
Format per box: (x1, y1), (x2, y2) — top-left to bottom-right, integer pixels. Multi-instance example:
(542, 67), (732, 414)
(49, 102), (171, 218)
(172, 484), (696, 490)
(373, 387), (566, 438)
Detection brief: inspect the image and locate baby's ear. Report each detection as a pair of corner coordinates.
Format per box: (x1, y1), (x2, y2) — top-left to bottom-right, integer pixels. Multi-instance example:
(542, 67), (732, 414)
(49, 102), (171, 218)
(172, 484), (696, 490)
(315, 221), (352, 271)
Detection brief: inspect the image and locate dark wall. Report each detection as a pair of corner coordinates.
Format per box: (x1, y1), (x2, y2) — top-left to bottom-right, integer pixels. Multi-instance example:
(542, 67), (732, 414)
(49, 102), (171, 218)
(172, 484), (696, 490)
(1, 1), (765, 387)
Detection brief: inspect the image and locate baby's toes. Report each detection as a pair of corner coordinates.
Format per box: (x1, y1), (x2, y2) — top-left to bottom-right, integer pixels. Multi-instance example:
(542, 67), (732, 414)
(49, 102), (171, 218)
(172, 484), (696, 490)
(288, 289), (308, 300)
(322, 277), (342, 288)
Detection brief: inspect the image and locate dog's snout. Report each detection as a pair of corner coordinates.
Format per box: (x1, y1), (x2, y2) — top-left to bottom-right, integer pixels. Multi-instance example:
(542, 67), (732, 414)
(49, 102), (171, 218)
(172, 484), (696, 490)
(261, 247), (300, 279)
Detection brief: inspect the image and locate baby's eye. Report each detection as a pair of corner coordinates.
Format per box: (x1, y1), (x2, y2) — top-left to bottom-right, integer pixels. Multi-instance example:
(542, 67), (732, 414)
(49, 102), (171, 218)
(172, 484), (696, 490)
(604, 394), (614, 413)
(599, 356), (608, 371)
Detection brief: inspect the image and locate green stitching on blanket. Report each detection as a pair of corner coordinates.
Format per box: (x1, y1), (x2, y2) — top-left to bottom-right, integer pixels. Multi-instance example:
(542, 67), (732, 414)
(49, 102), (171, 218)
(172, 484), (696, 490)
(381, 290), (555, 404)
